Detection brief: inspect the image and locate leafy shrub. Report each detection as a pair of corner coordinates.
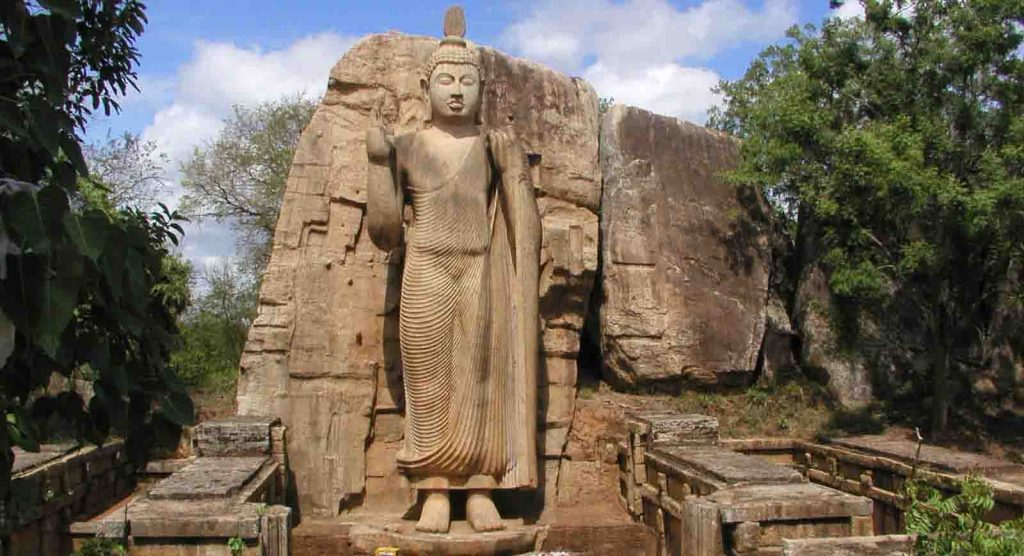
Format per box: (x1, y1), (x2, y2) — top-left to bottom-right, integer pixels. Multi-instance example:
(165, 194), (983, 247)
(906, 476), (1024, 555)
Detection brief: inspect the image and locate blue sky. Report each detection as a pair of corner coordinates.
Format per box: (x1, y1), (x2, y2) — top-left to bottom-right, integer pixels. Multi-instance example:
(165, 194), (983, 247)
(85, 1), (859, 271)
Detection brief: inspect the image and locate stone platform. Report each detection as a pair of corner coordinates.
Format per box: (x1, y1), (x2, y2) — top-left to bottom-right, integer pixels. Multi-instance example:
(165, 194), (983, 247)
(70, 417), (291, 556)
(293, 506), (651, 555)
(349, 519), (543, 555)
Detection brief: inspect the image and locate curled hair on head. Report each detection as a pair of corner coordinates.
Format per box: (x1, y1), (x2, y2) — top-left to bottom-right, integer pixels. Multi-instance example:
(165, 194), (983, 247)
(420, 7), (485, 125)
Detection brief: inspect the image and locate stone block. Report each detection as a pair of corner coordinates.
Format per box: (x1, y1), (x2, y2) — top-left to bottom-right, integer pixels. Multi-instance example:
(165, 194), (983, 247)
(540, 384), (576, 427)
(372, 412), (404, 443)
(147, 457), (267, 500)
(647, 446), (803, 491)
(630, 411), (719, 447)
(195, 416), (278, 457)
(542, 356), (578, 386)
(709, 483), (872, 525)
(541, 425), (570, 457)
(782, 534), (916, 556)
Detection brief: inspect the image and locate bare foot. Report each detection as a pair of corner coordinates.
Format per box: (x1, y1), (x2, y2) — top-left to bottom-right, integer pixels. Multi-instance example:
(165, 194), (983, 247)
(416, 490), (451, 533)
(466, 490), (506, 532)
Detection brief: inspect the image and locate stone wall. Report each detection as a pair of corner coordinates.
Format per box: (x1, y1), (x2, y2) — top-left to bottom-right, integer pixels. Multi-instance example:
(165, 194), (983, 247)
(236, 33), (600, 516)
(599, 105), (770, 389)
(2, 442), (135, 556)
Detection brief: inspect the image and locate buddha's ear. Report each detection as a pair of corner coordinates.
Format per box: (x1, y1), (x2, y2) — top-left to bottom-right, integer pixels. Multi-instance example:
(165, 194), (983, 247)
(420, 77), (432, 123)
(476, 78), (485, 126)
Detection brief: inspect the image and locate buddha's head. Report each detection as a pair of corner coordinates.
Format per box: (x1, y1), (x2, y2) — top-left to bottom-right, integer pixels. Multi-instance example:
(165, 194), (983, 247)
(422, 6), (482, 125)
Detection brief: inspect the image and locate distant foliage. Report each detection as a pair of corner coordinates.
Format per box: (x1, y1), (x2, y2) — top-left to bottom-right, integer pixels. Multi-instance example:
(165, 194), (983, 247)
(598, 96), (615, 117)
(83, 132), (170, 210)
(709, 0), (1024, 433)
(72, 537), (125, 556)
(0, 0), (192, 497)
(180, 96), (316, 276)
(906, 476), (1024, 555)
(171, 261), (255, 393)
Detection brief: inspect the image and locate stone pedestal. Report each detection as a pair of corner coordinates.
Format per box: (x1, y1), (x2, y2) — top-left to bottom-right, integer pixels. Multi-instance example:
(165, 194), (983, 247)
(349, 520), (545, 555)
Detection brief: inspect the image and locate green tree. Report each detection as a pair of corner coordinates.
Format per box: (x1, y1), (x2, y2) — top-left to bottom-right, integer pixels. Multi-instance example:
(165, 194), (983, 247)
(171, 261), (255, 393)
(179, 96), (316, 275)
(709, 0), (1024, 433)
(0, 0), (193, 496)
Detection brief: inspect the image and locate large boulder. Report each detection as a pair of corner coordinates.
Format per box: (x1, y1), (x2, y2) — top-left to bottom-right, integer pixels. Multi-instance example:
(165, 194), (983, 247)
(599, 105), (769, 389)
(792, 265), (874, 408)
(235, 33), (600, 516)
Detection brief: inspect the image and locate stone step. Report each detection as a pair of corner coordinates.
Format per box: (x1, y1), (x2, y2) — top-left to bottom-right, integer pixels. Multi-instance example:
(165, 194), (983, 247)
(147, 456), (268, 500)
(782, 534), (916, 555)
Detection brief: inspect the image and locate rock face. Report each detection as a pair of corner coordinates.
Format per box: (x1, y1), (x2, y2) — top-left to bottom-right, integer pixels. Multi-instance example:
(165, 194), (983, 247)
(792, 265), (874, 408)
(599, 105), (769, 389)
(236, 33), (600, 516)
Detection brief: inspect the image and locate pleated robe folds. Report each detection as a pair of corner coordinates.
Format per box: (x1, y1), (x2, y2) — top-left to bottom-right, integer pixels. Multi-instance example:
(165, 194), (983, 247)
(389, 131), (539, 490)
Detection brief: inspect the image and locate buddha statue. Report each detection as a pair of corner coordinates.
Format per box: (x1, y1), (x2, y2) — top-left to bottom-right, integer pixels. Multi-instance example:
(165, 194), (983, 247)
(365, 6), (541, 534)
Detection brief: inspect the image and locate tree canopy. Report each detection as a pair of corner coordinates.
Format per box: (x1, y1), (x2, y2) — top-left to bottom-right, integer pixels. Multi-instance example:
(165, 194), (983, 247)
(180, 96), (316, 274)
(0, 0), (192, 496)
(709, 0), (1024, 433)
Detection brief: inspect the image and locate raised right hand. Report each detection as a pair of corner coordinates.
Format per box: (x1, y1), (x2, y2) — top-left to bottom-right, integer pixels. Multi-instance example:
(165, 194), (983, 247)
(366, 96), (393, 163)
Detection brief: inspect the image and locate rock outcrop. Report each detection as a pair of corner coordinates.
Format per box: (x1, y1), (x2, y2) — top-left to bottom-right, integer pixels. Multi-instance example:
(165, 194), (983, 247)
(235, 33), (600, 516)
(792, 265), (875, 409)
(598, 105), (769, 389)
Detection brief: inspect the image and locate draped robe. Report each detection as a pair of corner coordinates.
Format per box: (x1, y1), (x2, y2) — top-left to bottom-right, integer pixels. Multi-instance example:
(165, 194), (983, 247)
(389, 130), (539, 490)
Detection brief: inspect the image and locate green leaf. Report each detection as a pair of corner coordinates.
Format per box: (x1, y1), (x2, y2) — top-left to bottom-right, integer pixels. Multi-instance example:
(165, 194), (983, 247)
(37, 247), (83, 357)
(2, 191), (49, 252)
(63, 208), (111, 262)
(159, 391), (195, 427)
(27, 100), (62, 156)
(0, 99), (25, 136)
(60, 134), (88, 176)
(6, 410), (40, 452)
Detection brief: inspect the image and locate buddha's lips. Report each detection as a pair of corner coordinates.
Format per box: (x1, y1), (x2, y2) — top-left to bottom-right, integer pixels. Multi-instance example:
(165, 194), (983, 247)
(447, 100), (464, 110)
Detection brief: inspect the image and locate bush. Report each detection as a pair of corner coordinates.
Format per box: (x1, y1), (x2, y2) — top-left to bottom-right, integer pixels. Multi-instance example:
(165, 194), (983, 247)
(906, 476), (1024, 555)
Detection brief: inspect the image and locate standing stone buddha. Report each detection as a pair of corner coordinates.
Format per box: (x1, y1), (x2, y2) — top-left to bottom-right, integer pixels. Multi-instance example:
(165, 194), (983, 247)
(365, 6), (541, 534)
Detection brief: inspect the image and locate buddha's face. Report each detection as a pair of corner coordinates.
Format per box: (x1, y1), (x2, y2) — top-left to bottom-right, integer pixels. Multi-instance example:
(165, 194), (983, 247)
(427, 62), (481, 123)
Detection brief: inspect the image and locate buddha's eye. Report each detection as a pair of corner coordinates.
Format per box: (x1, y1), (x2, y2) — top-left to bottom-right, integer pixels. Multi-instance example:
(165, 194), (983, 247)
(436, 74), (455, 85)
(461, 76), (475, 86)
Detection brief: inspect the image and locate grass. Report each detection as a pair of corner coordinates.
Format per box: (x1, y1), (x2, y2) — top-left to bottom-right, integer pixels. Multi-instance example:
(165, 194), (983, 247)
(671, 370), (842, 439)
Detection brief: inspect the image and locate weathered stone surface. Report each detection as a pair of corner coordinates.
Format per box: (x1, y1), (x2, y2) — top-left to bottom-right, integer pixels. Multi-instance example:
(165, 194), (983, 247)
(759, 292), (797, 384)
(707, 483), (872, 524)
(349, 520), (544, 556)
(195, 416), (277, 457)
(147, 457), (267, 500)
(647, 446), (804, 489)
(599, 104), (769, 388)
(831, 435), (1024, 476)
(793, 265), (874, 408)
(236, 32), (599, 515)
(628, 411), (719, 447)
(782, 534), (915, 556)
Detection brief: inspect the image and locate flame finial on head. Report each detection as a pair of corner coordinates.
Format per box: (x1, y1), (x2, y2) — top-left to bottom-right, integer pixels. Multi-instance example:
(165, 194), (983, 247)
(443, 6), (466, 40)
(423, 5), (479, 79)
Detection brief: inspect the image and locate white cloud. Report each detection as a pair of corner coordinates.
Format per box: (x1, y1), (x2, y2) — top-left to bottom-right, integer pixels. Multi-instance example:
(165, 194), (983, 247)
(830, 1), (865, 20)
(583, 62), (722, 124)
(140, 31), (357, 266)
(143, 31), (355, 174)
(502, 0), (796, 123)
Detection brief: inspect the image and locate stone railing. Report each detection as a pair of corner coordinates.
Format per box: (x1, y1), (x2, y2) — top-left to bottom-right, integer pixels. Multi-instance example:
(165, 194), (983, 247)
(722, 436), (1024, 532)
(71, 416), (291, 556)
(1, 441), (135, 555)
(620, 411), (1024, 555)
(618, 412), (923, 555)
